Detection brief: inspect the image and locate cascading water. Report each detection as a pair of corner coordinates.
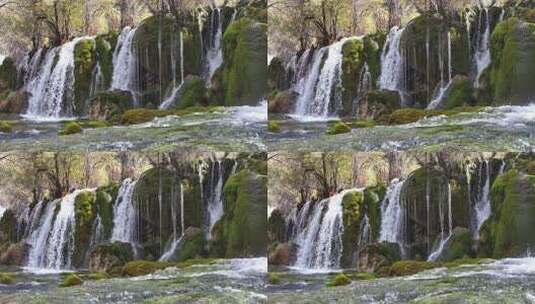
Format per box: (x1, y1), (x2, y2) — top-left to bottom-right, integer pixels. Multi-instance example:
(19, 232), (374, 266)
(293, 38), (352, 118)
(472, 159), (491, 239)
(379, 27), (407, 105)
(206, 159), (224, 239)
(111, 178), (138, 244)
(358, 214), (372, 248)
(473, 8), (491, 88)
(25, 37), (91, 120)
(204, 7), (223, 85)
(159, 31), (185, 110)
(111, 27), (141, 105)
(428, 182), (453, 261)
(353, 63), (372, 115)
(379, 179), (406, 257)
(26, 200), (59, 269)
(294, 189), (358, 270)
(427, 32), (453, 109)
(0, 204), (6, 220)
(0, 55), (5, 65)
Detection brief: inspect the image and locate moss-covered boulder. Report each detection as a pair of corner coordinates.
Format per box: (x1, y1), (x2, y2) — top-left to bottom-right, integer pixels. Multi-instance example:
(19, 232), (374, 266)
(163, 75), (207, 109)
(95, 32), (119, 89)
(327, 273), (352, 287)
(121, 260), (174, 277)
(355, 90), (400, 120)
(73, 39), (97, 115)
(400, 15), (470, 106)
(268, 209), (286, 243)
(326, 121), (351, 135)
(268, 89), (297, 114)
(95, 184), (119, 241)
(439, 75), (475, 109)
(170, 227), (206, 262)
(0, 89), (28, 114)
(59, 274), (83, 287)
(0, 120), (12, 133)
(59, 122), (83, 135)
(72, 190), (97, 267)
(220, 18), (267, 106)
(388, 260), (437, 276)
(0, 209), (18, 246)
(133, 15), (202, 107)
(0, 57), (17, 93)
(88, 90), (133, 120)
(430, 227), (473, 262)
(478, 170), (535, 258)
(0, 273), (14, 285)
(268, 57), (289, 92)
(0, 242), (28, 266)
(88, 242), (134, 273)
(487, 17), (535, 105)
(357, 242), (401, 273)
(211, 170), (267, 257)
(268, 242), (294, 266)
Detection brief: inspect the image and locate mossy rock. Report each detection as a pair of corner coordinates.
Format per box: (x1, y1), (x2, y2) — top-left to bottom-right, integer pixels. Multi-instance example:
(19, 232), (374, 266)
(164, 75), (208, 109)
(340, 190), (365, 268)
(59, 122), (83, 135)
(95, 32), (118, 88)
(95, 184), (119, 240)
(268, 89), (297, 114)
(267, 272), (281, 284)
(0, 57), (17, 92)
(0, 272), (14, 284)
(175, 227), (206, 262)
(268, 57), (288, 92)
(89, 90), (133, 120)
(122, 260), (174, 277)
(382, 108), (426, 124)
(389, 260), (437, 276)
(326, 273), (351, 287)
(0, 89), (29, 114)
(439, 75), (475, 109)
(478, 170), (535, 258)
(59, 274), (83, 287)
(73, 190), (97, 267)
(213, 170), (267, 257)
(0, 209), (19, 246)
(355, 90), (400, 120)
(357, 242), (401, 273)
(430, 227), (473, 262)
(73, 39), (97, 115)
(268, 121), (281, 133)
(268, 209), (286, 243)
(326, 121), (351, 135)
(221, 18), (267, 106)
(89, 242), (134, 273)
(0, 120), (12, 133)
(341, 38), (365, 116)
(488, 17), (535, 105)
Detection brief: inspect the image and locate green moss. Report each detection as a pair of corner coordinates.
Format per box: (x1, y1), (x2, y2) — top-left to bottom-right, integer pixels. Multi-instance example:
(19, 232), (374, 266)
(85, 272), (109, 280)
(0, 120), (12, 133)
(73, 191), (96, 267)
(341, 38), (364, 115)
(268, 272), (281, 284)
(176, 77), (207, 109)
(122, 260), (174, 277)
(326, 122), (351, 135)
(349, 272), (377, 280)
(59, 274), (83, 287)
(442, 77), (475, 109)
(384, 108), (426, 124)
(389, 260), (437, 276)
(268, 121), (281, 132)
(59, 122), (83, 135)
(0, 273), (14, 284)
(119, 107), (217, 125)
(95, 32), (118, 88)
(351, 120), (375, 128)
(268, 209), (286, 243)
(176, 228), (206, 262)
(326, 273), (351, 287)
(95, 184), (118, 240)
(81, 120), (110, 129)
(340, 190), (364, 267)
(0, 57), (17, 92)
(73, 39), (97, 115)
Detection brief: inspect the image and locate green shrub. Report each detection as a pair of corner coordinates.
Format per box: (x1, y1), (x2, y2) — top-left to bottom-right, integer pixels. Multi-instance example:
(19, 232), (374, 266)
(59, 274), (83, 287)
(59, 122), (83, 135)
(327, 273), (351, 287)
(326, 122), (351, 135)
(122, 260), (174, 277)
(389, 261), (437, 276)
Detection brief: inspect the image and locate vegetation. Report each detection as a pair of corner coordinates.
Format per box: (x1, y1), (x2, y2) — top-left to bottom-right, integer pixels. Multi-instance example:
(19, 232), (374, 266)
(0, 272), (14, 284)
(59, 274), (83, 287)
(59, 122), (83, 135)
(268, 121), (281, 132)
(326, 122), (351, 135)
(0, 120), (11, 133)
(327, 273), (352, 287)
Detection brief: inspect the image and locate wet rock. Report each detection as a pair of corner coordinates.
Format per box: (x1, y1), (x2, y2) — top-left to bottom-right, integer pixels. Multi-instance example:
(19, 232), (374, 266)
(357, 242), (401, 273)
(268, 243), (294, 266)
(88, 90), (133, 120)
(268, 57), (289, 92)
(88, 242), (134, 273)
(268, 209), (286, 243)
(268, 89), (297, 114)
(355, 90), (400, 120)
(0, 242), (29, 266)
(168, 227), (206, 262)
(430, 227), (473, 262)
(438, 75), (475, 109)
(162, 75), (207, 109)
(0, 89), (29, 114)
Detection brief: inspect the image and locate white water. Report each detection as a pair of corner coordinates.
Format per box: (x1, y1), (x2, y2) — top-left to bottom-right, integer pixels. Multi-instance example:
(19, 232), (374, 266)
(428, 182), (453, 261)
(294, 189), (359, 270)
(379, 179), (406, 256)
(293, 38), (353, 119)
(159, 31), (185, 110)
(0, 55), (5, 65)
(0, 204), (6, 220)
(25, 37), (91, 120)
(204, 8), (223, 85)
(111, 27), (140, 105)
(379, 27), (406, 104)
(474, 8), (491, 88)
(473, 159), (491, 239)
(427, 32), (453, 110)
(206, 159), (224, 239)
(111, 178), (138, 243)
(26, 200), (58, 269)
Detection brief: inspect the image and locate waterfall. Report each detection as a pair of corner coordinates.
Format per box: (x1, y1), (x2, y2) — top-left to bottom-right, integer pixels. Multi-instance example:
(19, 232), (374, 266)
(204, 7), (223, 85)
(111, 27), (140, 105)
(353, 63), (372, 115)
(25, 37), (91, 120)
(473, 159), (491, 239)
(206, 159), (224, 239)
(293, 48), (326, 117)
(89, 63), (104, 98)
(293, 38), (352, 118)
(26, 200), (59, 269)
(22, 48), (44, 86)
(474, 8), (491, 88)
(0, 55), (5, 65)
(159, 182), (185, 262)
(159, 31), (184, 110)
(428, 182), (453, 261)
(427, 31), (453, 110)
(111, 178), (138, 244)
(379, 27), (407, 105)
(358, 214), (372, 248)
(0, 204), (6, 220)
(379, 179), (406, 256)
(294, 189), (358, 270)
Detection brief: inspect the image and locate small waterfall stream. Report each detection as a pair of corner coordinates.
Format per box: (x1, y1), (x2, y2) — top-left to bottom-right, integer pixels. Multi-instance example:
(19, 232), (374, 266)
(25, 37), (91, 120)
(473, 159), (491, 239)
(427, 31), (453, 109)
(159, 183), (185, 261)
(204, 7), (224, 85)
(111, 27), (140, 105)
(379, 179), (406, 252)
(111, 178), (138, 244)
(428, 182), (453, 261)
(159, 31), (185, 110)
(206, 159), (224, 239)
(294, 189), (358, 270)
(379, 27), (407, 105)
(26, 200), (58, 269)
(474, 8), (491, 88)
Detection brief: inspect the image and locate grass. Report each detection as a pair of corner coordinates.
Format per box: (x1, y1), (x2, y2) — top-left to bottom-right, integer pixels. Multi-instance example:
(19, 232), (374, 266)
(59, 274), (83, 287)
(326, 273), (352, 287)
(0, 120), (12, 133)
(59, 122), (83, 135)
